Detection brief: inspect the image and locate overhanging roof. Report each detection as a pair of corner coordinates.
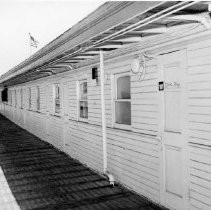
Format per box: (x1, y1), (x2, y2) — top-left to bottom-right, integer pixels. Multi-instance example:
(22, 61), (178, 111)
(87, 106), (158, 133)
(0, 1), (210, 86)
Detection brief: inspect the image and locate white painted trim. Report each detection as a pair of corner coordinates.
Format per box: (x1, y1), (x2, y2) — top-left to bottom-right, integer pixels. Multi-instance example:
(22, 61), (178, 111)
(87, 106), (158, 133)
(181, 49), (190, 210)
(53, 83), (62, 116)
(110, 74), (115, 128)
(76, 81), (80, 121)
(52, 84), (56, 114)
(100, 50), (107, 173)
(76, 79), (88, 122)
(28, 87), (32, 110)
(112, 71), (132, 130)
(157, 53), (165, 205)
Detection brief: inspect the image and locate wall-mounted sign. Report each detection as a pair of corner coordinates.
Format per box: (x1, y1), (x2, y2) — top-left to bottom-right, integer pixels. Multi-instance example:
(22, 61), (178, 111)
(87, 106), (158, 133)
(165, 82), (180, 88)
(158, 81), (164, 91)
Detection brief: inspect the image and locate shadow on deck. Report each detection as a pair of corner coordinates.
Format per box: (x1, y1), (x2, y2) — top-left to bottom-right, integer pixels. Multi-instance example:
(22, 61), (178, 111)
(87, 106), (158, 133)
(0, 114), (167, 210)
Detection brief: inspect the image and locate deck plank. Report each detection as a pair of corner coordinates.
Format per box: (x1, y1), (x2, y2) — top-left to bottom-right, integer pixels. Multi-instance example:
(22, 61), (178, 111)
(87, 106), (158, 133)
(0, 114), (167, 210)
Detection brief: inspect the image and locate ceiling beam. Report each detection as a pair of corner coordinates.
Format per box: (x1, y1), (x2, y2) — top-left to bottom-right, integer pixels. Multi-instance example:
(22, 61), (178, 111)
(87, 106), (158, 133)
(64, 59), (83, 62)
(167, 13), (211, 29)
(82, 51), (99, 54)
(134, 26), (167, 34)
(96, 42), (124, 49)
(96, 45), (123, 49)
(75, 55), (95, 59)
(112, 36), (142, 42)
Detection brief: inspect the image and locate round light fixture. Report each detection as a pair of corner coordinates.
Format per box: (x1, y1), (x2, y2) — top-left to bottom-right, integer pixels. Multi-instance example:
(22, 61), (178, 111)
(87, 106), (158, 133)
(131, 58), (141, 74)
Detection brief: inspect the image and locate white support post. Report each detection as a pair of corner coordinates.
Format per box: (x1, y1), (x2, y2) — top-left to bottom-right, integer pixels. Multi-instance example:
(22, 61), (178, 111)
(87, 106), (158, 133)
(100, 50), (107, 173)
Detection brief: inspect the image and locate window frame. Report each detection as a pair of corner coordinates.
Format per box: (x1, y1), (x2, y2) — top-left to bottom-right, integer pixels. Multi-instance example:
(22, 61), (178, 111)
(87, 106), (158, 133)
(28, 87), (32, 110)
(10, 90), (12, 105)
(53, 84), (61, 115)
(112, 72), (132, 130)
(36, 86), (40, 111)
(77, 80), (88, 122)
(20, 89), (23, 109)
(8, 90), (12, 105)
(14, 89), (17, 107)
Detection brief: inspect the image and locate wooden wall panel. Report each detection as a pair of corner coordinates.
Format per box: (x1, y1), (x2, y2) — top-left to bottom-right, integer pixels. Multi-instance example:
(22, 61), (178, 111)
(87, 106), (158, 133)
(188, 39), (211, 210)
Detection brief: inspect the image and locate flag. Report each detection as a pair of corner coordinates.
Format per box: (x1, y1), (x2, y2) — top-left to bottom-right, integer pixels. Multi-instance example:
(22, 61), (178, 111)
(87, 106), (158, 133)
(29, 33), (39, 48)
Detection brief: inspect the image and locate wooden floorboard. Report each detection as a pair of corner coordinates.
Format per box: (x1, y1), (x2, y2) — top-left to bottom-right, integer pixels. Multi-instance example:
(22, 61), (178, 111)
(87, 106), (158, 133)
(0, 114), (168, 210)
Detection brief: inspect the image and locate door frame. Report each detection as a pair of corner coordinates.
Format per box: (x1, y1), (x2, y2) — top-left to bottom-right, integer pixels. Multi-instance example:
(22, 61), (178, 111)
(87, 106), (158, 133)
(157, 48), (190, 210)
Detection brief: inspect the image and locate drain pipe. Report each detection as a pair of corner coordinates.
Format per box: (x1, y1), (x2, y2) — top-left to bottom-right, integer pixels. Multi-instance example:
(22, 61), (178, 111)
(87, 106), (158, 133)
(99, 50), (115, 186)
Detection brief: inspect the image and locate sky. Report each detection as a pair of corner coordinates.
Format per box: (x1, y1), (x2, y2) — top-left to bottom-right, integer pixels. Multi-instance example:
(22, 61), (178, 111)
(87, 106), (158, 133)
(0, 0), (104, 76)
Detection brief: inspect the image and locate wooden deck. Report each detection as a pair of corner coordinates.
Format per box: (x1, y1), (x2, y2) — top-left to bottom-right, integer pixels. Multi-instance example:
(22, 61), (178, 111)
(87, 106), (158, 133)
(0, 114), (167, 210)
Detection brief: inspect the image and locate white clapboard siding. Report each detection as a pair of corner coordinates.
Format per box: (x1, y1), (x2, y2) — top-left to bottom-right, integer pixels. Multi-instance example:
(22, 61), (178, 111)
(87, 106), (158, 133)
(65, 121), (103, 173)
(87, 68), (111, 126)
(30, 87), (37, 111)
(63, 81), (69, 116)
(10, 106), (14, 121)
(188, 64), (211, 76)
(188, 40), (211, 210)
(24, 110), (32, 131)
(16, 89), (20, 108)
(23, 88), (28, 109)
(47, 84), (54, 114)
(14, 107), (18, 125)
(17, 109), (24, 127)
(88, 71), (102, 125)
(131, 59), (158, 135)
(106, 127), (160, 202)
(39, 85), (46, 113)
(29, 112), (46, 141)
(67, 81), (77, 119)
(187, 42), (211, 146)
(189, 145), (211, 210)
(47, 116), (63, 150)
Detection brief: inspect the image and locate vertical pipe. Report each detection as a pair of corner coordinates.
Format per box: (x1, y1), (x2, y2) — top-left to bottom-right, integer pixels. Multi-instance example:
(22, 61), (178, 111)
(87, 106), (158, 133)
(100, 50), (107, 173)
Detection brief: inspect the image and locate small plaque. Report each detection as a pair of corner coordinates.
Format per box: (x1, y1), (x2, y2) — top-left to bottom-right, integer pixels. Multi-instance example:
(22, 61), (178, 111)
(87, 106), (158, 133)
(158, 81), (164, 91)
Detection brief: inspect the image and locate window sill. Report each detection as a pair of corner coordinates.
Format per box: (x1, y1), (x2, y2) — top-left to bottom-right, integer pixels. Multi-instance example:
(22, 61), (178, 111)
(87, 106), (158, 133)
(76, 120), (89, 125)
(35, 110), (45, 115)
(50, 113), (62, 118)
(113, 123), (131, 131)
(78, 118), (88, 123)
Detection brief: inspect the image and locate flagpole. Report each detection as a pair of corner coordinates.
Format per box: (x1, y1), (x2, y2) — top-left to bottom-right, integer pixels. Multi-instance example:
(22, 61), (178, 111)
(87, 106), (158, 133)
(29, 33), (39, 56)
(29, 33), (31, 56)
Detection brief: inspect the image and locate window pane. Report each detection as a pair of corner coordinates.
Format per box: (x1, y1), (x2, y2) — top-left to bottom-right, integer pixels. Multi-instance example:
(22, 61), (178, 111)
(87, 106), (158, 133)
(55, 85), (60, 99)
(80, 101), (88, 118)
(21, 89), (23, 107)
(115, 101), (131, 125)
(29, 88), (31, 108)
(37, 87), (40, 110)
(80, 82), (87, 100)
(117, 76), (130, 99)
(55, 99), (60, 113)
(37, 99), (40, 110)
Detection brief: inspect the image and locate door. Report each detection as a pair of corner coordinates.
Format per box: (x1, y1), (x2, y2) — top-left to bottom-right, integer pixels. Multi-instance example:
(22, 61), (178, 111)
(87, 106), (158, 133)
(158, 49), (188, 210)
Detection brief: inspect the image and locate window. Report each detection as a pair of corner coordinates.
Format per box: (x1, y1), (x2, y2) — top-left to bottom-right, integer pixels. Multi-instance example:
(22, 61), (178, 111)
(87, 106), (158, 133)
(28, 88), (31, 109)
(113, 73), (131, 128)
(36, 86), (40, 111)
(10, 90), (12, 105)
(20, 89), (23, 108)
(14, 90), (17, 107)
(54, 84), (61, 114)
(8, 90), (12, 105)
(78, 80), (88, 119)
